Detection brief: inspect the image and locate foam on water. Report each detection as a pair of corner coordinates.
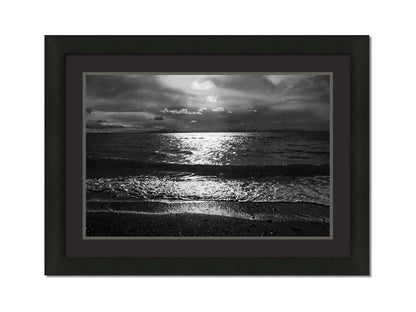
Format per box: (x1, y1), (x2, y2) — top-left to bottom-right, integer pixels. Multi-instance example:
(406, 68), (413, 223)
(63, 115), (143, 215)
(86, 174), (330, 205)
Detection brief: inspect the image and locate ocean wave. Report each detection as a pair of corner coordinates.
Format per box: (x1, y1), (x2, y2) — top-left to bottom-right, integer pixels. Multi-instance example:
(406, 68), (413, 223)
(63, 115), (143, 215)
(86, 156), (329, 178)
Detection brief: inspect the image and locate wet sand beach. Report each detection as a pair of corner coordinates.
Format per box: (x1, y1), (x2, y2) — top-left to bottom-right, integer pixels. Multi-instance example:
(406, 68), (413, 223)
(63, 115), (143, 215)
(86, 201), (329, 237)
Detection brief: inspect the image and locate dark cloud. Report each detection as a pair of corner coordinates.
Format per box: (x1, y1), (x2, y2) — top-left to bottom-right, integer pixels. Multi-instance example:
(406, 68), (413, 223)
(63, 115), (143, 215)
(86, 75), (188, 113)
(86, 74), (330, 132)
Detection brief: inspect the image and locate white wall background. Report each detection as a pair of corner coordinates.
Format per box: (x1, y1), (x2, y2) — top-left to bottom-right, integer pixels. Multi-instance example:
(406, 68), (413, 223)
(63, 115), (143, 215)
(0, 1), (415, 311)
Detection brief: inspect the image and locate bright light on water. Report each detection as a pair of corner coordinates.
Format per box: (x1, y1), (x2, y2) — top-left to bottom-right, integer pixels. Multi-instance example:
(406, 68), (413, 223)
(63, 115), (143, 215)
(161, 132), (245, 165)
(87, 175), (330, 205)
(86, 131), (330, 208)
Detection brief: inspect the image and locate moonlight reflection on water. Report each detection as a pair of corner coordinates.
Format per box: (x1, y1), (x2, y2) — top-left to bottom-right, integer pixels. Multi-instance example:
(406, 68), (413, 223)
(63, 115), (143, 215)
(159, 132), (247, 166)
(86, 131), (330, 205)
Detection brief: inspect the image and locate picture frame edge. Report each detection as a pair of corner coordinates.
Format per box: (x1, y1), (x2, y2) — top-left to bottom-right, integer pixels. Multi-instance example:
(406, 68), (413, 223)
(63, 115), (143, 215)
(44, 35), (370, 275)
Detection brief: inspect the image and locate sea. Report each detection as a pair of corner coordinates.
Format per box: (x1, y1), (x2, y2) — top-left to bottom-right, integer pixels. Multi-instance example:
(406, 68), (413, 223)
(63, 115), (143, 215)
(86, 131), (330, 206)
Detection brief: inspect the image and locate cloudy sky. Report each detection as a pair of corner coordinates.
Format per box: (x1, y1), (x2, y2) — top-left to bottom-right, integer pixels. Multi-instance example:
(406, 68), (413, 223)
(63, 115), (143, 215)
(86, 74), (330, 132)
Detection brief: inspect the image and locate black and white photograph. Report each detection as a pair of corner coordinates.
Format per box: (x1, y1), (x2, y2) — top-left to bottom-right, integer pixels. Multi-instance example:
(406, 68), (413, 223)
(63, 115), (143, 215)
(85, 73), (332, 237)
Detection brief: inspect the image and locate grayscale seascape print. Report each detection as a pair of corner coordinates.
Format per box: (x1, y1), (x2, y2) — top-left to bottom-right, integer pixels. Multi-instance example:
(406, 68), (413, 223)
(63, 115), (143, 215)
(85, 74), (331, 237)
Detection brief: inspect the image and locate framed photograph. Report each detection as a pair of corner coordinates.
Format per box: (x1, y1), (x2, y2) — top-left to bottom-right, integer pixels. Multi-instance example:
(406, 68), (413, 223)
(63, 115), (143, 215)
(45, 36), (369, 275)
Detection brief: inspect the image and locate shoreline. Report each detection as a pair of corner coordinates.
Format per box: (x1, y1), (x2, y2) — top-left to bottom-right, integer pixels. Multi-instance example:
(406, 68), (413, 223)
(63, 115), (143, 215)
(86, 200), (330, 237)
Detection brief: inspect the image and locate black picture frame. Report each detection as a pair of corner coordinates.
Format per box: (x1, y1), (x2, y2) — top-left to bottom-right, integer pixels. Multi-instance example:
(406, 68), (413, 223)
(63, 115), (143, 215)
(45, 36), (369, 275)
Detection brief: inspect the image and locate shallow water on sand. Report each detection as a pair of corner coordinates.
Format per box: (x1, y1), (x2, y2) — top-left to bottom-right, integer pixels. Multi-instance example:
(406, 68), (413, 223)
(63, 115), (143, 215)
(87, 174), (329, 205)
